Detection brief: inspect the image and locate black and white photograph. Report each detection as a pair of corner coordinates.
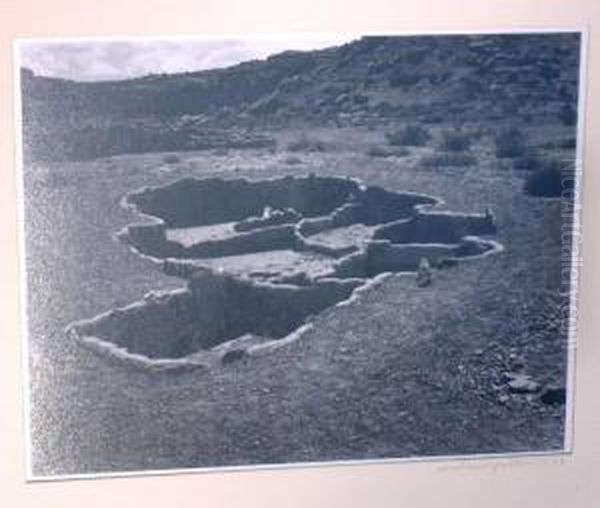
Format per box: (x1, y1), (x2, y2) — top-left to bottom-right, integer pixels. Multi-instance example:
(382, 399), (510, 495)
(16, 31), (584, 479)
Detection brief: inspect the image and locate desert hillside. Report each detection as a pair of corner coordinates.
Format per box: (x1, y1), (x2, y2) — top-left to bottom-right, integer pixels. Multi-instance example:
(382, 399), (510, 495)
(21, 33), (580, 160)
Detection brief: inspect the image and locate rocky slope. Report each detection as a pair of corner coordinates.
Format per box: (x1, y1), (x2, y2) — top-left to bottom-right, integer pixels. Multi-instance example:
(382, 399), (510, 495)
(20, 33), (580, 160)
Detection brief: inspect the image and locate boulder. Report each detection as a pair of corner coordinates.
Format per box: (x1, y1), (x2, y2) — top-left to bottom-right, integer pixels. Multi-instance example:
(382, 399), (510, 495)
(506, 373), (541, 394)
(416, 257), (433, 287)
(540, 385), (566, 405)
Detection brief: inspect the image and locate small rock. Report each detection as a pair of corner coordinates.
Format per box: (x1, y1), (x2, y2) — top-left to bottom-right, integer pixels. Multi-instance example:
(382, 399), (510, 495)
(507, 374), (541, 394)
(540, 386), (566, 405)
(498, 394), (510, 405)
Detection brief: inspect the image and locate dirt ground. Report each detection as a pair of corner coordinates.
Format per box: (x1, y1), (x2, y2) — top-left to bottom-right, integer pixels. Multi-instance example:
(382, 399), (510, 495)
(23, 124), (574, 476)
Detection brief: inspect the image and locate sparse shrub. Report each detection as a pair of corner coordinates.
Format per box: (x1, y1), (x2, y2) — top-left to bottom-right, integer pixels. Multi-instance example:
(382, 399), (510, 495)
(322, 84), (348, 96)
(385, 124), (431, 147)
(394, 147), (411, 157)
(495, 127), (527, 158)
(163, 153), (181, 164)
(367, 145), (392, 157)
(287, 134), (327, 153)
(420, 152), (476, 168)
(524, 159), (574, 197)
(284, 156), (303, 165)
(420, 114), (444, 124)
(559, 104), (578, 126)
(389, 71), (423, 88)
(366, 145), (410, 158)
(373, 101), (395, 116)
(439, 128), (473, 152)
(539, 138), (576, 151)
(513, 154), (546, 171)
(557, 137), (577, 150)
(403, 49), (428, 66)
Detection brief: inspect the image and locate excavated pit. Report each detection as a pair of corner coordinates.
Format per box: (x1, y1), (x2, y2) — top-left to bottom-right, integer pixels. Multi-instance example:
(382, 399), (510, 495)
(120, 175), (438, 265)
(69, 175), (502, 371)
(68, 270), (362, 367)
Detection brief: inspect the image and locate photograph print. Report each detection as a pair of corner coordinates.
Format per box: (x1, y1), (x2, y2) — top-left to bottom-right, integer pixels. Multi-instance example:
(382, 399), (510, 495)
(16, 30), (584, 478)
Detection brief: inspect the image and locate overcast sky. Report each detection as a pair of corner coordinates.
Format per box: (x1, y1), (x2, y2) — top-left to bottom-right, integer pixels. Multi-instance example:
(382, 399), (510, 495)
(18, 36), (357, 81)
